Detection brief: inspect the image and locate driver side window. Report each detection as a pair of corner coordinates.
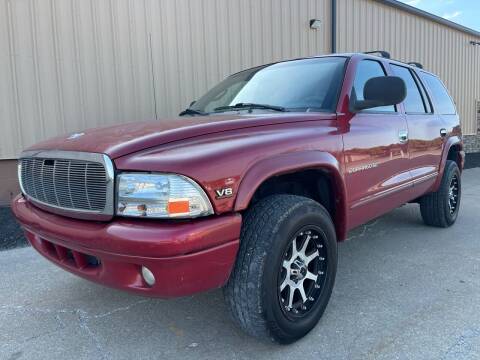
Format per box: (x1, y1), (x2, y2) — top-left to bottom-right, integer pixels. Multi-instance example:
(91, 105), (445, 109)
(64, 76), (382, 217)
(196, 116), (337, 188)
(353, 60), (396, 113)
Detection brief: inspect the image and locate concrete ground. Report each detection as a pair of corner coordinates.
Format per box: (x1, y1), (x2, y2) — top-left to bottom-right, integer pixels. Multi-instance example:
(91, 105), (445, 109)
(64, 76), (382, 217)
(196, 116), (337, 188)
(0, 207), (27, 251)
(465, 153), (480, 169)
(1, 168), (479, 360)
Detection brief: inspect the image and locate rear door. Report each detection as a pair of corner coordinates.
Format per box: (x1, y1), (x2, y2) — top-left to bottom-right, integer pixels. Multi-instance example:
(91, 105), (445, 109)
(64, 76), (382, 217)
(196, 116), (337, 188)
(390, 64), (443, 196)
(343, 58), (411, 229)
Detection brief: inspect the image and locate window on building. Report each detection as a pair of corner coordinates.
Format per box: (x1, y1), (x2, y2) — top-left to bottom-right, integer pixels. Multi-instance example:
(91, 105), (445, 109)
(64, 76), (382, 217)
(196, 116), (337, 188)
(420, 73), (457, 115)
(353, 60), (395, 113)
(391, 64), (429, 114)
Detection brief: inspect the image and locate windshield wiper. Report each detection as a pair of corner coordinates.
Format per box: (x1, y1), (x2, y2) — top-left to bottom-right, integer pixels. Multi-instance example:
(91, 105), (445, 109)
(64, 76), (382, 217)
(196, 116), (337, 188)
(179, 108), (208, 116)
(214, 103), (286, 113)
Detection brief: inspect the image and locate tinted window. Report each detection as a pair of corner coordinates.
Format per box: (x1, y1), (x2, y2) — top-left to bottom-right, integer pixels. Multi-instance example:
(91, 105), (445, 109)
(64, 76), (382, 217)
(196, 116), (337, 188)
(420, 73), (456, 115)
(391, 64), (427, 114)
(191, 57), (347, 113)
(412, 71), (433, 113)
(353, 60), (395, 112)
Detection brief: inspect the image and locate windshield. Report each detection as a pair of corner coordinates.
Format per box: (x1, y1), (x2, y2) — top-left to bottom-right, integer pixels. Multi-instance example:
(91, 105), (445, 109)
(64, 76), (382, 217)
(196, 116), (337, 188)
(190, 57), (347, 114)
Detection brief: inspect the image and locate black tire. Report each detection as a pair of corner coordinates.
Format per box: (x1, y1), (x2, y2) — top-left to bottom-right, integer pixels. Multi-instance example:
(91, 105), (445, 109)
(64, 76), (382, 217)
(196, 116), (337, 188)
(224, 194), (337, 344)
(420, 160), (461, 228)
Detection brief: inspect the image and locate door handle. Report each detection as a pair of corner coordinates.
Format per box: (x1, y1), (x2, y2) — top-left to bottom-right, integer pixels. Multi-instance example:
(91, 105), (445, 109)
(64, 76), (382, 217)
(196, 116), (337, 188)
(398, 130), (409, 144)
(440, 128), (447, 137)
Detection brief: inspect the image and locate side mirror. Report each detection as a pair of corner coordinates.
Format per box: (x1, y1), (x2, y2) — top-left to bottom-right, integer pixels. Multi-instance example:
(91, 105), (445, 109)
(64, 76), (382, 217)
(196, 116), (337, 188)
(351, 76), (406, 112)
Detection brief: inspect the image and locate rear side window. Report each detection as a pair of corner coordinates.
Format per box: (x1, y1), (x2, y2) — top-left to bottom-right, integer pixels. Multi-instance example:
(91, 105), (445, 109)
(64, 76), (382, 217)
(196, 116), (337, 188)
(353, 60), (395, 113)
(391, 64), (428, 114)
(412, 71), (433, 113)
(420, 73), (456, 115)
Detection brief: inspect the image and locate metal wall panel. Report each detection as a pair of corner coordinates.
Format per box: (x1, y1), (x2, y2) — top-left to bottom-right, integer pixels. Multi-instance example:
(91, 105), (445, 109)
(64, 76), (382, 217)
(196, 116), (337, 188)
(336, 0), (480, 135)
(0, 0), (331, 159)
(147, 0), (332, 121)
(2, 0), (479, 161)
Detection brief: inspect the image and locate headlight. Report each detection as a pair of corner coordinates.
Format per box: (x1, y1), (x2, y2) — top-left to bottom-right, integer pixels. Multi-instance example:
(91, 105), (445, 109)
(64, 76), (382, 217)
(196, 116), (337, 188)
(117, 173), (213, 218)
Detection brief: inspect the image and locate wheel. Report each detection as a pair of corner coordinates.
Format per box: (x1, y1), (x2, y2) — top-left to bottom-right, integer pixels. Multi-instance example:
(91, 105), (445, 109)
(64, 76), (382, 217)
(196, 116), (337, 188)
(224, 194), (337, 343)
(420, 160), (461, 228)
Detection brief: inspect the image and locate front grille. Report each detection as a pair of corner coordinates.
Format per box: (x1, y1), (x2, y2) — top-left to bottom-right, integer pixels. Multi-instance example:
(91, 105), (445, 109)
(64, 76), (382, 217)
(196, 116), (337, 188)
(21, 158), (106, 211)
(19, 152), (113, 217)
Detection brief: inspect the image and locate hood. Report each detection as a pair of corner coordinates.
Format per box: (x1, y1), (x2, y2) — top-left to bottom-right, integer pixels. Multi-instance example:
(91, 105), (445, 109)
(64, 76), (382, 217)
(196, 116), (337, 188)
(26, 113), (336, 159)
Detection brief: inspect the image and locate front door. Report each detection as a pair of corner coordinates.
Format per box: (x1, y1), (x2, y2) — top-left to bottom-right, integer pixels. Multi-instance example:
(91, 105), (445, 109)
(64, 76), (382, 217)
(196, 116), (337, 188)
(342, 58), (411, 229)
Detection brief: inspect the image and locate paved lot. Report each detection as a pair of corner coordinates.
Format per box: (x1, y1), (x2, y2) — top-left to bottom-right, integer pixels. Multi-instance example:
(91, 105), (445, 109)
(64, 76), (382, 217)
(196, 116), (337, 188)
(1, 168), (480, 360)
(0, 207), (27, 251)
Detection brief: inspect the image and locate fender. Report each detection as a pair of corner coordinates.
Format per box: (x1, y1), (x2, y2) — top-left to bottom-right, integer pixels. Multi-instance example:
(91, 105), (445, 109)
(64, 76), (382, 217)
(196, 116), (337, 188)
(433, 136), (464, 191)
(234, 151), (348, 241)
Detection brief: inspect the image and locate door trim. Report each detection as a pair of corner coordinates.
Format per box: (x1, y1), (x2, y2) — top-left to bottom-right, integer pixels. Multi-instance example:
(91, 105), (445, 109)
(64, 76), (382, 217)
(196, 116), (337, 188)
(350, 171), (438, 209)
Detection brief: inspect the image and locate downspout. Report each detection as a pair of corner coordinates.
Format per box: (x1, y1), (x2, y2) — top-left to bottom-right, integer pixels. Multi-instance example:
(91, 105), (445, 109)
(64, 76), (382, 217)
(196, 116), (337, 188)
(331, 0), (337, 53)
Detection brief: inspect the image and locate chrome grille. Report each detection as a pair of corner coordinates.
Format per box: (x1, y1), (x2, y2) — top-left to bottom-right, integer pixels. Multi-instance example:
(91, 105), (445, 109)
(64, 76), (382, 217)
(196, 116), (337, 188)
(19, 151), (115, 219)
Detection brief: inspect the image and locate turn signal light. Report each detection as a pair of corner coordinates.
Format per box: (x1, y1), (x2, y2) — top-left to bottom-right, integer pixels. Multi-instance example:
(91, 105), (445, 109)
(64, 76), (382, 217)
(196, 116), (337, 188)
(167, 199), (190, 214)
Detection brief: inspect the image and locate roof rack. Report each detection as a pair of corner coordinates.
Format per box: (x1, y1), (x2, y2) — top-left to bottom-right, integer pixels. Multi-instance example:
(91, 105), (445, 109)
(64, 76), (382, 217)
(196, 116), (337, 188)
(407, 62), (423, 69)
(364, 51), (391, 59)
(363, 51), (425, 70)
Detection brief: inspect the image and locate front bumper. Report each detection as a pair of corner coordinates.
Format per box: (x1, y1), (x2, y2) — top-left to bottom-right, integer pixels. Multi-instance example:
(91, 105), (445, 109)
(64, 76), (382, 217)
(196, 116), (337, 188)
(11, 195), (241, 298)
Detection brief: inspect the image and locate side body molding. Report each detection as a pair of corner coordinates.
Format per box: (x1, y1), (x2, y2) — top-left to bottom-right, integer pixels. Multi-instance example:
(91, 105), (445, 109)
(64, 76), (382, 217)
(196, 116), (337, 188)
(234, 151), (348, 241)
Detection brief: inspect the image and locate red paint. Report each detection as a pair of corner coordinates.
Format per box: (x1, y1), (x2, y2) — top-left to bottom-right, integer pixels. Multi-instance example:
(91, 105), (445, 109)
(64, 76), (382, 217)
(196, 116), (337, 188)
(12, 195), (241, 297)
(335, 55), (462, 229)
(232, 150), (348, 241)
(113, 114), (343, 216)
(27, 113), (335, 160)
(13, 53), (463, 298)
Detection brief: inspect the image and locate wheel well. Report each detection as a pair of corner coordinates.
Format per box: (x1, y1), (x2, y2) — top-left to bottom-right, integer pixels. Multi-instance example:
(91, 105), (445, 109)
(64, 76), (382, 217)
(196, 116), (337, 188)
(447, 144), (462, 169)
(249, 169), (336, 220)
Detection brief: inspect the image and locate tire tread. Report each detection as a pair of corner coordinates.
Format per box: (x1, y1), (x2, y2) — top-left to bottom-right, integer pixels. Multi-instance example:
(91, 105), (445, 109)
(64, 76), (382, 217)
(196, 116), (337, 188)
(420, 160), (460, 228)
(224, 194), (334, 342)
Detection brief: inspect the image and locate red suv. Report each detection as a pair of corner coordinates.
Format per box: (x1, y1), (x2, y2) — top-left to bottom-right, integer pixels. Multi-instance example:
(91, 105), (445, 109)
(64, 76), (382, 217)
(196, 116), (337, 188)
(12, 52), (464, 343)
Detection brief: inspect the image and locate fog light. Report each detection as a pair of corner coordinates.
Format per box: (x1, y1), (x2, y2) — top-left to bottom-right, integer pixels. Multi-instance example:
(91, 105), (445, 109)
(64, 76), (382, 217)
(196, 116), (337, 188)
(141, 266), (156, 287)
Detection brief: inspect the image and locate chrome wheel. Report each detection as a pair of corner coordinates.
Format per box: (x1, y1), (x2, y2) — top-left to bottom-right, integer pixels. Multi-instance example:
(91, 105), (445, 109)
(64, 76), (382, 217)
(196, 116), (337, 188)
(448, 174), (459, 215)
(278, 227), (327, 318)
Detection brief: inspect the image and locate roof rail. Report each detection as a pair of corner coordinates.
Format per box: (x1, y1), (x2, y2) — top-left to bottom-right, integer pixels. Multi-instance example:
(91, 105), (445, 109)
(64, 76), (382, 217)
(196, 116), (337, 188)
(407, 62), (423, 69)
(364, 51), (391, 59)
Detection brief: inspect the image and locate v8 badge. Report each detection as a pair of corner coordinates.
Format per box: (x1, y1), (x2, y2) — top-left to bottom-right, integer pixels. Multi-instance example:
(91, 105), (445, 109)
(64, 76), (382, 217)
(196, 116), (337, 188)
(215, 187), (233, 199)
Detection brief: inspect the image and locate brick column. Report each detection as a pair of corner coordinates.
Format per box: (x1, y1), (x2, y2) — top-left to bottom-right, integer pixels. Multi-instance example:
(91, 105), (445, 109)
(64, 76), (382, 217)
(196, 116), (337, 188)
(463, 101), (480, 153)
(477, 100), (480, 135)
